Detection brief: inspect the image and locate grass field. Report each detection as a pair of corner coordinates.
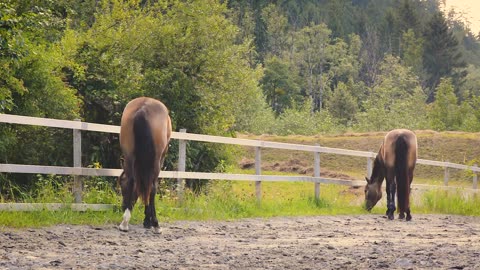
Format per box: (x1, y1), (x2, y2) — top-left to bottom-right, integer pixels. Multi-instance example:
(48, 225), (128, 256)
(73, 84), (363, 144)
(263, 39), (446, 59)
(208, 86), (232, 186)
(1, 179), (479, 228)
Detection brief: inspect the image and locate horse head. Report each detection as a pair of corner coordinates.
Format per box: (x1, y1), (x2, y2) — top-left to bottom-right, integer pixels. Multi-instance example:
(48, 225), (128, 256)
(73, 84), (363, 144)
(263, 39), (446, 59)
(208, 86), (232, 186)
(364, 176), (382, 211)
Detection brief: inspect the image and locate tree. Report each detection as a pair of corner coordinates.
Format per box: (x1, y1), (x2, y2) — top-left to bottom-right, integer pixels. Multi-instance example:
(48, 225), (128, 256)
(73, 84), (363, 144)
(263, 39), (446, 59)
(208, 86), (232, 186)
(326, 82), (357, 126)
(327, 34), (362, 89)
(423, 12), (466, 102)
(0, 2), (27, 112)
(261, 4), (289, 58)
(401, 29), (423, 75)
(293, 23), (331, 111)
(260, 56), (300, 114)
(427, 78), (468, 130)
(356, 55), (427, 131)
(1, 1), (81, 195)
(62, 0), (265, 179)
(359, 25), (382, 87)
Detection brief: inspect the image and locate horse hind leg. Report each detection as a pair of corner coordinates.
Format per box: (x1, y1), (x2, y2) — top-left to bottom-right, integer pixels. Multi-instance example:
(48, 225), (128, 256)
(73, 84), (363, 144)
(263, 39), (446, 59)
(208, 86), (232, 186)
(119, 191), (138, 232)
(387, 181), (396, 220)
(119, 175), (137, 232)
(406, 172), (413, 221)
(143, 179), (161, 233)
(119, 208), (131, 232)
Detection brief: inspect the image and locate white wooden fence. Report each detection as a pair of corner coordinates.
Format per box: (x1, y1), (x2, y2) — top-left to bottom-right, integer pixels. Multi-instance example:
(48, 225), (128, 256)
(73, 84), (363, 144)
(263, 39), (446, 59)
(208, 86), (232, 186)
(0, 114), (478, 211)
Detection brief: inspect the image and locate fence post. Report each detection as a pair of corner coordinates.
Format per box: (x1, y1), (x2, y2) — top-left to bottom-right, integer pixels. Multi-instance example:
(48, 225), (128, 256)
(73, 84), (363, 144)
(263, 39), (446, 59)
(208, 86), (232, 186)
(73, 119), (82, 203)
(177, 129), (187, 200)
(255, 146), (262, 203)
(314, 144), (320, 200)
(444, 161), (449, 186)
(366, 151), (373, 179)
(473, 164), (478, 189)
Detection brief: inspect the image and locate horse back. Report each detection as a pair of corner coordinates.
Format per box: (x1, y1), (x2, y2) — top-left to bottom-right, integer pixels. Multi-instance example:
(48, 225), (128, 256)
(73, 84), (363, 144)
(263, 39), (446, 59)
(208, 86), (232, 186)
(381, 129), (417, 169)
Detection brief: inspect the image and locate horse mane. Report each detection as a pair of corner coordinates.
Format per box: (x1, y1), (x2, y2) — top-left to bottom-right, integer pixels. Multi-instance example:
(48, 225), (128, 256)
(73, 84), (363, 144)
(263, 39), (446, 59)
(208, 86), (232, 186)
(370, 145), (385, 185)
(394, 134), (409, 214)
(133, 108), (156, 205)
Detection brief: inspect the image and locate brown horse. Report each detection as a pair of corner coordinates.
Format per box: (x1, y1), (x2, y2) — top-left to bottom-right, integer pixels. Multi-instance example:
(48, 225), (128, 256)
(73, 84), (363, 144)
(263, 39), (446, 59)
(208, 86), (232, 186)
(118, 97), (172, 233)
(364, 129), (417, 221)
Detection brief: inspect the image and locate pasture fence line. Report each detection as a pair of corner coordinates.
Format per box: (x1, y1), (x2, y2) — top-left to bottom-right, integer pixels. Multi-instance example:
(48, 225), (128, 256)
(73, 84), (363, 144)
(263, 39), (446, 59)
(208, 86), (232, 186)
(0, 114), (479, 210)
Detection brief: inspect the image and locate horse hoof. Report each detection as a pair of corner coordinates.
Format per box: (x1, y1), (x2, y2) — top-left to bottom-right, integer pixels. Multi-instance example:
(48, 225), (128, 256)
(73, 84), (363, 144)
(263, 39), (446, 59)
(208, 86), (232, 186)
(118, 224), (129, 232)
(399, 213), (405, 220)
(388, 214), (394, 220)
(406, 215), (412, 221)
(153, 227), (162, 234)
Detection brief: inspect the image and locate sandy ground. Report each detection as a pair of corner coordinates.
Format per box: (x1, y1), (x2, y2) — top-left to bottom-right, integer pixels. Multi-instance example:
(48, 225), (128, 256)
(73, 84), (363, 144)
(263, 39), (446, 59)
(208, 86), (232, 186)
(1, 214), (479, 270)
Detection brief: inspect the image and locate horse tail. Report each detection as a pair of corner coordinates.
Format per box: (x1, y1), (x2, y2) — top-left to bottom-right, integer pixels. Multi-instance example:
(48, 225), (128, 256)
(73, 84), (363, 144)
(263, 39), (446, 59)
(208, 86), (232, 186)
(133, 109), (156, 206)
(395, 135), (409, 214)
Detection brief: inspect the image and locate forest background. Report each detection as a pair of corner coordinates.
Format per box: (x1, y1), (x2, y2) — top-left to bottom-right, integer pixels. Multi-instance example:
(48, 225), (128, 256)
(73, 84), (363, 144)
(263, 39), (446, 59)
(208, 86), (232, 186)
(2, 0), (480, 196)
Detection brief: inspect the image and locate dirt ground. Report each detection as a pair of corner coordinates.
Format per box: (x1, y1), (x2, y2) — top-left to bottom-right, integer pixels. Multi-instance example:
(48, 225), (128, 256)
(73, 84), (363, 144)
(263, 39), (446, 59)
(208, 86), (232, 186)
(1, 214), (479, 270)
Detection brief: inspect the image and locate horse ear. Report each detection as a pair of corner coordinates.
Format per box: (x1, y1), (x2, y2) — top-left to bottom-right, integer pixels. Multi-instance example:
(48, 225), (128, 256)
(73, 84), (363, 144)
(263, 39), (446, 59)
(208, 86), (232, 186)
(365, 177), (370, 184)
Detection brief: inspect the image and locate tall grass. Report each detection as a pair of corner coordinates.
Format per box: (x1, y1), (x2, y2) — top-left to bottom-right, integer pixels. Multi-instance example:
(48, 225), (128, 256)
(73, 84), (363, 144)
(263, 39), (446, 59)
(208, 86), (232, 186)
(419, 189), (480, 216)
(156, 181), (364, 221)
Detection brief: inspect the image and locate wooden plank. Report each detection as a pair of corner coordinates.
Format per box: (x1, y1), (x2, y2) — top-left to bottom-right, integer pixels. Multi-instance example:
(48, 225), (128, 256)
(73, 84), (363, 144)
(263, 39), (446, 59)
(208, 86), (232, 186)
(0, 203), (114, 212)
(0, 114), (120, 133)
(177, 129), (187, 199)
(411, 184), (480, 193)
(171, 131), (262, 147)
(1, 164), (479, 191)
(473, 164), (478, 189)
(255, 147), (262, 202)
(0, 164), (123, 176)
(314, 148), (320, 199)
(73, 121), (82, 203)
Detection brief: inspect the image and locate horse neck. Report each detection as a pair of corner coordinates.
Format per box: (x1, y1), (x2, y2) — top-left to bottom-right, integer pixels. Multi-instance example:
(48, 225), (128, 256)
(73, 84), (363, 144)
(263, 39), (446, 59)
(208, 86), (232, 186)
(370, 155), (385, 189)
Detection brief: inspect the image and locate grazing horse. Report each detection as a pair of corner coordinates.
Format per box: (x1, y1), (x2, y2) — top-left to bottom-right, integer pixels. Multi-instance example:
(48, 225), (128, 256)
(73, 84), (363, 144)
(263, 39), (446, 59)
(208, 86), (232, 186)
(364, 129), (417, 221)
(118, 97), (172, 233)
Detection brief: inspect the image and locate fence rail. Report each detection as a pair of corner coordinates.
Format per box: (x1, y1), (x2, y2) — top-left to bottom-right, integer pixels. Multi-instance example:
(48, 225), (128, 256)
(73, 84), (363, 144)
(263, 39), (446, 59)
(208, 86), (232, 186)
(0, 113), (478, 210)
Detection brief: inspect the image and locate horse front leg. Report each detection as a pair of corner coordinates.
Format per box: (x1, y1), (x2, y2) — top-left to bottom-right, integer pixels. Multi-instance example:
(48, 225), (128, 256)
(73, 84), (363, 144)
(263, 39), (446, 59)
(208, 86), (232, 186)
(386, 170), (396, 220)
(385, 180), (391, 217)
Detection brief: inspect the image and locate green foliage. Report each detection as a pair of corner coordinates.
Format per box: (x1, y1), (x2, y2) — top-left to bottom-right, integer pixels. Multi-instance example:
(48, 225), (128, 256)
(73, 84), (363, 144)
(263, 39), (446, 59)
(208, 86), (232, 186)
(32, 174), (73, 203)
(273, 99), (339, 135)
(233, 92), (275, 135)
(83, 176), (119, 204)
(460, 65), (480, 98)
(0, 172), (119, 206)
